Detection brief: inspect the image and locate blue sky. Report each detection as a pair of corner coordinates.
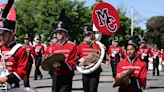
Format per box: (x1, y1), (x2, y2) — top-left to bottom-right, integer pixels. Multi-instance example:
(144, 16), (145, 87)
(80, 0), (164, 30)
(1, 0), (164, 30)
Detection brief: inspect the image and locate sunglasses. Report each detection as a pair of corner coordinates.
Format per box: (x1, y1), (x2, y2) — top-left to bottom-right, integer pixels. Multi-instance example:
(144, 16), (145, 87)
(83, 33), (93, 37)
(56, 30), (66, 34)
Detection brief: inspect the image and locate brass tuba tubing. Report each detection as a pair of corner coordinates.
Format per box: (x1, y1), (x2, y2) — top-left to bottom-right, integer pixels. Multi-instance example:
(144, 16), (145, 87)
(76, 41), (105, 74)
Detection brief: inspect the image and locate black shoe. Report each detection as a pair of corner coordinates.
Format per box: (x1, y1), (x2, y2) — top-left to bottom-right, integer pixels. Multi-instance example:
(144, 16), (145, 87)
(25, 85), (30, 87)
(34, 78), (37, 80)
(40, 75), (43, 79)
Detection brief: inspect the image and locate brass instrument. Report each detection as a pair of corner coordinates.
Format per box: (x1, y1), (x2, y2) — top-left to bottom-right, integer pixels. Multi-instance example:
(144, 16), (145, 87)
(76, 41), (105, 74)
(78, 48), (101, 69)
(113, 68), (135, 87)
(41, 54), (65, 71)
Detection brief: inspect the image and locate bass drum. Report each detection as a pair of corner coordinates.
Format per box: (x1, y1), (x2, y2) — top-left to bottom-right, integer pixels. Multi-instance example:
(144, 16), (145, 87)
(76, 41), (105, 74)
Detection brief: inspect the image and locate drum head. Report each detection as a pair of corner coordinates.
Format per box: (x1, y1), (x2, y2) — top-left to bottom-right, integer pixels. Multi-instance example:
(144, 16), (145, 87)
(8, 87), (37, 92)
(41, 54), (65, 71)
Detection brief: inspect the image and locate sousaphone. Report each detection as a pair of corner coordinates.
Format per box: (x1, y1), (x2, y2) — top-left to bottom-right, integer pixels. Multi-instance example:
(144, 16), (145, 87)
(76, 41), (105, 74)
(76, 2), (120, 74)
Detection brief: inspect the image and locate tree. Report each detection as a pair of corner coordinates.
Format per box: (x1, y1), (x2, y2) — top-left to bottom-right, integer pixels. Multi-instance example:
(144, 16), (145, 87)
(145, 16), (164, 49)
(15, 0), (143, 46)
(15, 0), (92, 43)
(98, 6), (143, 47)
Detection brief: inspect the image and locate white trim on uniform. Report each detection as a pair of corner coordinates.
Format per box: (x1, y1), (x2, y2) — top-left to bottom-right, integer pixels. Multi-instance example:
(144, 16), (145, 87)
(13, 72), (21, 81)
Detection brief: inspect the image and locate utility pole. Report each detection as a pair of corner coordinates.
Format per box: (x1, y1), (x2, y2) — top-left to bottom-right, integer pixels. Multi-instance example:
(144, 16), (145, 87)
(131, 7), (134, 36)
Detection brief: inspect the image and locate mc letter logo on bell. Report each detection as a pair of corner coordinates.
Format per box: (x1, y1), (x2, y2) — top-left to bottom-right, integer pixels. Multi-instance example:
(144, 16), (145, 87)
(92, 2), (120, 36)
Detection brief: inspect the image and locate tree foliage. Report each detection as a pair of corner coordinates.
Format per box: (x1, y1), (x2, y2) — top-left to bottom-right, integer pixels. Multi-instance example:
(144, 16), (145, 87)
(15, 0), (92, 43)
(145, 16), (164, 49)
(15, 0), (143, 46)
(100, 7), (143, 47)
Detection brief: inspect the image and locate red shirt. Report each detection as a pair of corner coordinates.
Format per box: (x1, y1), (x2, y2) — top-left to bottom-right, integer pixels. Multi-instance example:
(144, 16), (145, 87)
(162, 51), (164, 61)
(23, 45), (36, 57)
(138, 47), (153, 60)
(77, 42), (100, 58)
(116, 58), (147, 87)
(152, 50), (161, 59)
(0, 45), (28, 81)
(35, 44), (45, 56)
(44, 40), (77, 76)
(123, 54), (128, 59)
(108, 45), (123, 61)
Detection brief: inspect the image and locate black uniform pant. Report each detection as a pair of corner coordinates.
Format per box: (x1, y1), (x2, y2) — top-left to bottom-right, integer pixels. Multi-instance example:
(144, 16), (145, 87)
(110, 60), (119, 78)
(24, 58), (33, 87)
(153, 62), (159, 76)
(82, 74), (100, 92)
(34, 56), (42, 80)
(118, 86), (142, 92)
(52, 72), (74, 92)
(118, 77), (142, 92)
(82, 68), (102, 92)
(143, 57), (149, 70)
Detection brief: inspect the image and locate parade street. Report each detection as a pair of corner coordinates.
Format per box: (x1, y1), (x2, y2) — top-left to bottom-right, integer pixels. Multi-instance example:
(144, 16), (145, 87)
(19, 64), (164, 92)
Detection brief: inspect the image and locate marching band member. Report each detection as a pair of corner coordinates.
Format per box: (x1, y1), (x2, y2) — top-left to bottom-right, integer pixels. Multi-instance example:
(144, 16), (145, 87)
(43, 10), (77, 92)
(0, 2), (28, 88)
(161, 49), (164, 70)
(116, 39), (147, 92)
(77, 27), (102, 92)
(49, 32), (58, 45)
(108, 37), (123, 78)
(48, 33), (58, 78)
(34, 36), (44, 80)
(138, 39), (153, 70)
(23, 36), (36, 87)
(152, 46), (161, 76)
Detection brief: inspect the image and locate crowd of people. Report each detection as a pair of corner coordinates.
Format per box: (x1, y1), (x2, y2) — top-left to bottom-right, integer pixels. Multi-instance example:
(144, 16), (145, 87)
(12, 24), (164, 92)
(0, 1), (164, 92)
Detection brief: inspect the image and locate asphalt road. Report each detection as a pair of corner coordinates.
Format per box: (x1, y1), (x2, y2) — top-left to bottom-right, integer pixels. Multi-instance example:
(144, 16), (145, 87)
(18, 64), (164, 92)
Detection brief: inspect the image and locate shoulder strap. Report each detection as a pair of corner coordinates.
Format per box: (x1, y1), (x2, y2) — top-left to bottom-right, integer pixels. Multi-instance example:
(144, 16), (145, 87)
(4, 43), (22, 56)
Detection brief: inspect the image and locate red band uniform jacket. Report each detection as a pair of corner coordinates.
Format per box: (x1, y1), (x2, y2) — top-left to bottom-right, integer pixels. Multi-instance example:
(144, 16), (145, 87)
(44, 40), (77, 76)
(116, 58), (147, 88)
(35, 44), (45, 56)
(108, 46), (123, 62)
(138, 47), (153, 60)
(0, 44), (28, 85)
(23, 45), (36, 60)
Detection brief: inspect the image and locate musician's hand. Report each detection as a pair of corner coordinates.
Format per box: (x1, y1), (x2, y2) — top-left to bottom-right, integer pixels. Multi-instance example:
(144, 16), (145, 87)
(0, 76), (8, 84)
(123, 76), (130, 85)
(118, 73), (124, 78)
(79, 57), (86, 63)
(105, 61), (110, 65)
